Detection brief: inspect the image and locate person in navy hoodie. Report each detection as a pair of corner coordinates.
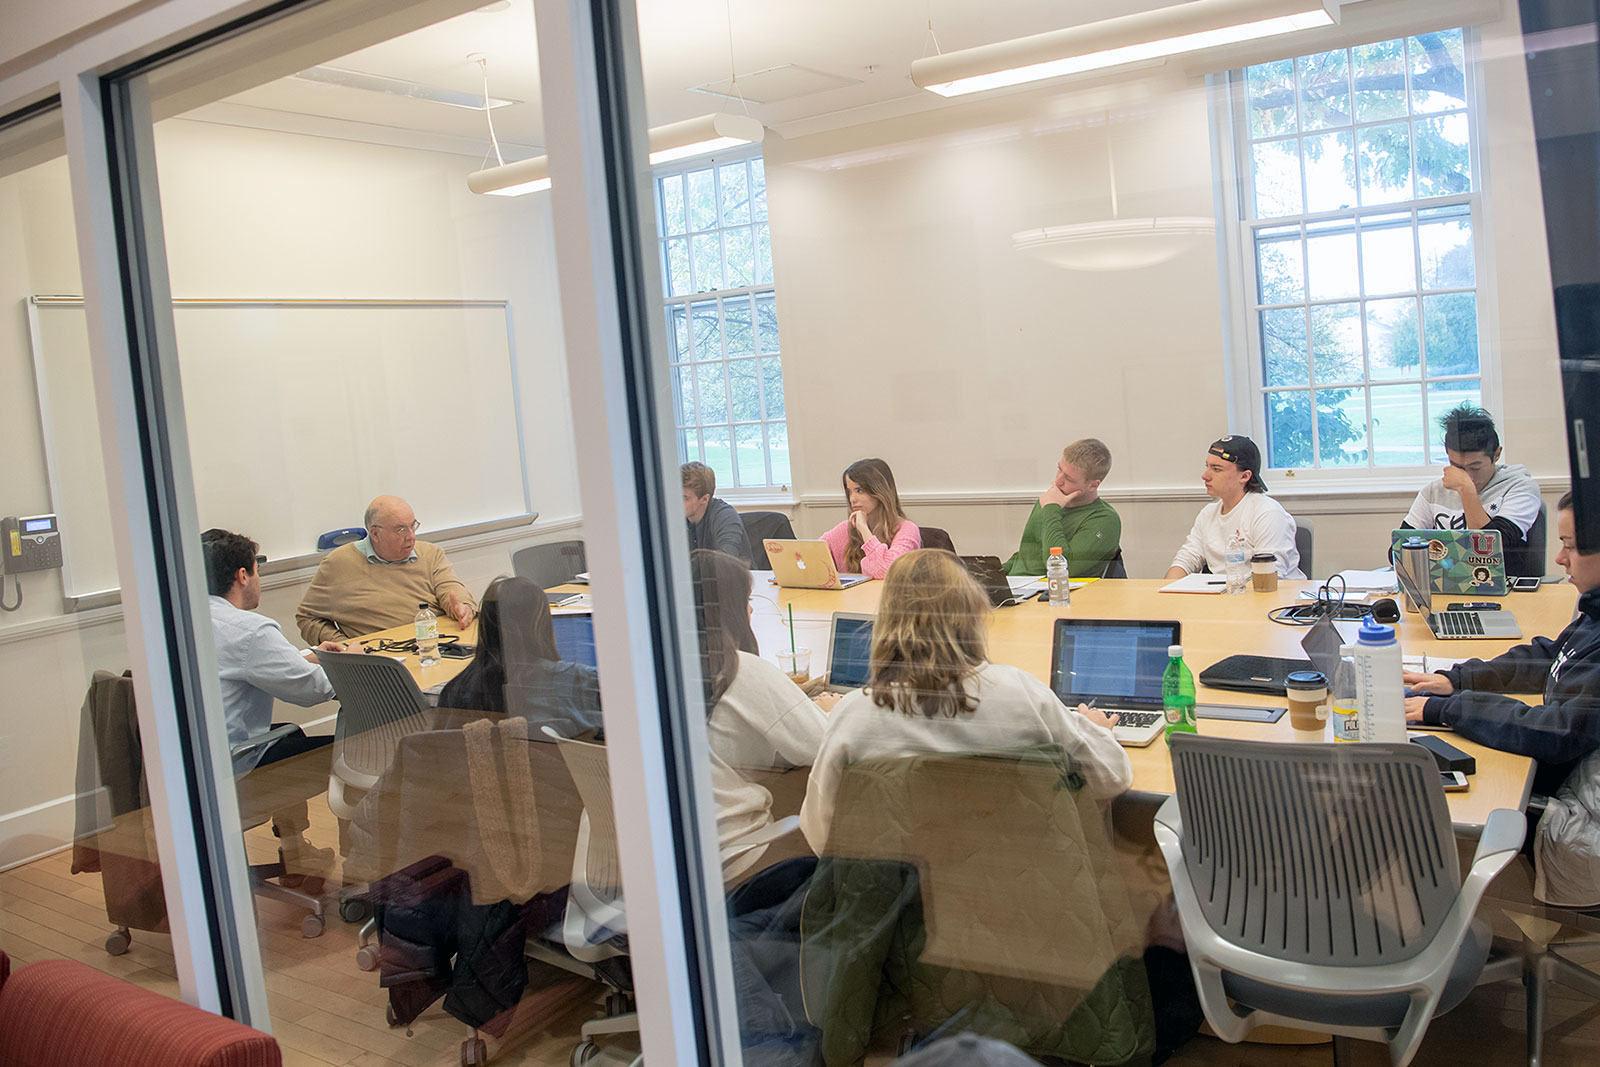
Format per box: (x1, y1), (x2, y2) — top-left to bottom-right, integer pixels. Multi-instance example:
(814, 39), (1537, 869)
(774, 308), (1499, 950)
(1406, 491), (1600, 904)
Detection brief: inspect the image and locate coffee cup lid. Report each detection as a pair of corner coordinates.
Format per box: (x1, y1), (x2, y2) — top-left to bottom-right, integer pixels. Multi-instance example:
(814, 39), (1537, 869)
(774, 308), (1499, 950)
(1285, 670), (1326, 689)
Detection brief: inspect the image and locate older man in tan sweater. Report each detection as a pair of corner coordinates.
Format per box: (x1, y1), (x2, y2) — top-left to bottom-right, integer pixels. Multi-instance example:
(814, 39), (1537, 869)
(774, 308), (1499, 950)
(296, 495), (476, 644)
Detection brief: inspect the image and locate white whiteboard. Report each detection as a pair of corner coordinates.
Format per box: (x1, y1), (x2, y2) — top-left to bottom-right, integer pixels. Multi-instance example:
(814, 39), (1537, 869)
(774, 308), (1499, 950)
(27, 298), (530, 602)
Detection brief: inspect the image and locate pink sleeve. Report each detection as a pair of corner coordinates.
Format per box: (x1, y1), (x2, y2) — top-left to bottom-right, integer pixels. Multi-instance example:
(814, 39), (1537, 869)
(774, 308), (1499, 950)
(860, 521), (921, 579)
(820, 520), (851, 572)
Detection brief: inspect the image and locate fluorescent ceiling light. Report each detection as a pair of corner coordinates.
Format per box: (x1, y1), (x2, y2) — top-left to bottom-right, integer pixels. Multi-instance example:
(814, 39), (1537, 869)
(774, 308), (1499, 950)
(1013, 218), (1216, 272)
(912, 0), (1342, 98)
(292, 65), (518, 110)
(468, 113), (763, 197)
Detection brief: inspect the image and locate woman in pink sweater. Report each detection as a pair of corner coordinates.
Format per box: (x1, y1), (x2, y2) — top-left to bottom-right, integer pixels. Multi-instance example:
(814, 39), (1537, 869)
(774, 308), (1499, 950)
(821, 458), (921, 579)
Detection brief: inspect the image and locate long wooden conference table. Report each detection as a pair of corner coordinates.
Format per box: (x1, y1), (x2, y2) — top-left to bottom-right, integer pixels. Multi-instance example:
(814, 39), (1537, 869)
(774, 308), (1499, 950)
(359, 577), (1576, 829)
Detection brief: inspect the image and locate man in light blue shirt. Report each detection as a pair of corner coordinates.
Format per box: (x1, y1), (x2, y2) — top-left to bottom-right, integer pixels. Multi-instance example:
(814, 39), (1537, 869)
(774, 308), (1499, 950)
(204, 528), (343, 873)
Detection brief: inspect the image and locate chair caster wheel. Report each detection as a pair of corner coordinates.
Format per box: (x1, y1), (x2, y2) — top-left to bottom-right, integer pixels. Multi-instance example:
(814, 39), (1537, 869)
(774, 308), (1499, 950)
(301, 914), (325, 938)
(356, 944), (380, 971)
(339, 897), (371, 923)
(461, 1036), (489, 1065)
(105, 929), (131, 956)
(571, 1040), (600, 1066)
(386, 1002), (400, 1028)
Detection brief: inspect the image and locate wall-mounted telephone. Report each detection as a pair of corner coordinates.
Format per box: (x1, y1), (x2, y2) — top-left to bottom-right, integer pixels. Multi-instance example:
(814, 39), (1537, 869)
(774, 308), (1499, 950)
(1, 514), (63, 612)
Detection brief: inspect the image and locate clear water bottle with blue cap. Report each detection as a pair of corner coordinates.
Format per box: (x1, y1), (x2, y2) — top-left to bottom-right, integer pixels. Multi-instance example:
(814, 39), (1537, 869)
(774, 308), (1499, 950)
(1352, 617), (1405, 743)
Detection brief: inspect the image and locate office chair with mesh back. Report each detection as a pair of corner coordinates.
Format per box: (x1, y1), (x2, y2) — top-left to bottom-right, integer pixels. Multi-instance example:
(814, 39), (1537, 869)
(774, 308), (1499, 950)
(512, 540), (587, 588)
(741, 512), (795, 570)
(315, 651), (434, 944)
(1155, 734), (1522, 1067)
(538, 728), (795, 1063)
(1101, 549), (1128, 579)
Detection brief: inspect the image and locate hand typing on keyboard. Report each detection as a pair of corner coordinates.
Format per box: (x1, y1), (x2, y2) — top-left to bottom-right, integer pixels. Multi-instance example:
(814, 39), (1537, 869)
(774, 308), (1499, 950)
(1074, 703), (1121, 730)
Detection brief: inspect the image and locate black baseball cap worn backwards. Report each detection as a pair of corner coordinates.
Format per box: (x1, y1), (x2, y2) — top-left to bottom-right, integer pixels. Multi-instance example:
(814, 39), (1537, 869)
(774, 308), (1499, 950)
(1209, 435), (1267, 492)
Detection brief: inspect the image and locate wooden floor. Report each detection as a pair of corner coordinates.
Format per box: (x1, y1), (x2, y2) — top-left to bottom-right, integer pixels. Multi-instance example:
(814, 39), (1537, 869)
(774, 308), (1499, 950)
(7, 827), (1600, 1066)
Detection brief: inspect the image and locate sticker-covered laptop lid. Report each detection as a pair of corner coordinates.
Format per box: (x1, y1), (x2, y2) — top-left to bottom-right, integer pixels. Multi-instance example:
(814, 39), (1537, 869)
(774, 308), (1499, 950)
(1388, 529), (1506, 595)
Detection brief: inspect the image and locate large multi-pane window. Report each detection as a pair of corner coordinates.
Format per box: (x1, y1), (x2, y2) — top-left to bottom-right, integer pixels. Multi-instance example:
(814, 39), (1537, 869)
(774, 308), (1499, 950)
(1233, 28), (1482, 470)
(657, 153), (790, 490)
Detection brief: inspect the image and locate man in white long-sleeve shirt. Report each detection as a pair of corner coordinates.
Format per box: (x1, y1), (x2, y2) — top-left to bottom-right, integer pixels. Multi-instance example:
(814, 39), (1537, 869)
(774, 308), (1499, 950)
(1165, 435), (1304, 580)
(204, 528), (343, 872)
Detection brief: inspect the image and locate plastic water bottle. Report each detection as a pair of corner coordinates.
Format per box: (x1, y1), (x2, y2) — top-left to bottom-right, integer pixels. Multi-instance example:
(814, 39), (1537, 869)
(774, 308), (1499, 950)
(1047, 547), (1071, 609)
(1329, 655), (1361, 742)
(1224, 532), (1250, 595)
(1162, 645), (1197, 743)
(1352, 618), (1405, 743)
(415, 602), (439, 667)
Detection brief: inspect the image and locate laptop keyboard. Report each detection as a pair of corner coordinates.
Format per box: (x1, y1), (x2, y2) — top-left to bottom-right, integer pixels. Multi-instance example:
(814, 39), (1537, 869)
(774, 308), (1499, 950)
(1112, 710), (1163, 730)
(1433, 612), (1485, 637)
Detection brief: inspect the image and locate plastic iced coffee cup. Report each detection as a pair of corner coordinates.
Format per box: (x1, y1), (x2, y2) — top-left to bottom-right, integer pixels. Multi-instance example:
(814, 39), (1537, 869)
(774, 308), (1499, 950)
(778, 647), (811, 684)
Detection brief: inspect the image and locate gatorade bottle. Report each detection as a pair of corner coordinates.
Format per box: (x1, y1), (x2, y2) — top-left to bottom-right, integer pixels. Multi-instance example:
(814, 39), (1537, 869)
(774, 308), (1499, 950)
(1162, 644), (1197, 743)
(1047, 547), (1071, 609)
(415, 602), (439, 667)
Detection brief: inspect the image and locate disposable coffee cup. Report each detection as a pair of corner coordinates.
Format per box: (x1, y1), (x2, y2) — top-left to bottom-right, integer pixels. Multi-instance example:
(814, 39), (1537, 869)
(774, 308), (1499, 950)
(778, 647), (811, 684)
(1250, 552), (1278, 592)
(1284, 670), (1327, 734)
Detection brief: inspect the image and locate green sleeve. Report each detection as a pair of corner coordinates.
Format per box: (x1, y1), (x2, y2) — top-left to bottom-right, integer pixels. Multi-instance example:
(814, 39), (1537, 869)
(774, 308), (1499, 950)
(1066, 505), (1121, 577)
(1004, 504), (1045, 575)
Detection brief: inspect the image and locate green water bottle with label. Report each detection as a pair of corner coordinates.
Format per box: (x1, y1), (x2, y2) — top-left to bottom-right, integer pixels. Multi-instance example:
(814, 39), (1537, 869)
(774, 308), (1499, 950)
(1162, 644), (1197, 743)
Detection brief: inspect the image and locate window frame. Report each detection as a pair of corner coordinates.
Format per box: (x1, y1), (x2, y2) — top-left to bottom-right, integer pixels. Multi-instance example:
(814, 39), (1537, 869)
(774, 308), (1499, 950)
(653, 143), (791, 497)
(1215, 26), (1503, 487)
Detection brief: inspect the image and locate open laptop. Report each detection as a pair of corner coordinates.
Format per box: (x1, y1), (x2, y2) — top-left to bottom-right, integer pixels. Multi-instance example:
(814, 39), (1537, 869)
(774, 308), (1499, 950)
(551, 611), (598, 667)
(960, 555), (1032, 608)
(824, 612), (875, 693)
(1389, 529), (1508, 595)
(1197, 612), (1346, 696)
(764, 539), (869, 590)
(1395, 544), (1522, 640)
(1048, 619), (1182, 747)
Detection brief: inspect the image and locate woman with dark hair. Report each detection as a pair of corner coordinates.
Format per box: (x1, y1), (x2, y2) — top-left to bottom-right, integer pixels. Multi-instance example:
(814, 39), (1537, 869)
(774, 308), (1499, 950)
(819, 457), (920, 579)
(436, 575), (602, 737)
(692, 549), (829, 771)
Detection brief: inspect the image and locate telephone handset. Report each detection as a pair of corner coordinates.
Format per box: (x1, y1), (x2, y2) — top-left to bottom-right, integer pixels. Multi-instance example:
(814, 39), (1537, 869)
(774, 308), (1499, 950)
(0, 514), (63, 612)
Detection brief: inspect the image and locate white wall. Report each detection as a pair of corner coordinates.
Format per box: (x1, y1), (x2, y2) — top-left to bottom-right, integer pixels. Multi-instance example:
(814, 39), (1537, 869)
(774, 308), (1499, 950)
(763, 5), (1567, 578)
(0, 119), (585, 868)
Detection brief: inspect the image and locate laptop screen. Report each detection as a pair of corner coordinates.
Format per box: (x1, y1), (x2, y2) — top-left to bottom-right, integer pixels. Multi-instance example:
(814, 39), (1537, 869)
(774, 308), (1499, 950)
(1050, 619), (1179, 707)
(551, 613), (597, 667)
(828, 615), (875, 689)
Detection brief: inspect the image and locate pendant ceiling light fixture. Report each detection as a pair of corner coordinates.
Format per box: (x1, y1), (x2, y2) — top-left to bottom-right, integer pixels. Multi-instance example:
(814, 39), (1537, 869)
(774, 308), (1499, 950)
(912, 0), (1344, 97)
(1012, 110), (1214, 272)
(470, 0), (763, 196)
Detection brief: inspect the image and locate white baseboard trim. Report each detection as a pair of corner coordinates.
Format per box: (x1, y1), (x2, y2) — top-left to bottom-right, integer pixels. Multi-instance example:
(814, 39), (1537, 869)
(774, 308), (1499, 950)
(0, 791), (84, 872)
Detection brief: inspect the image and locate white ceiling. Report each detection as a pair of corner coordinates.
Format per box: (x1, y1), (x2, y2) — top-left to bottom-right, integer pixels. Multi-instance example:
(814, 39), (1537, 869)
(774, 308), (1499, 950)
(202, 0), (1175, 157)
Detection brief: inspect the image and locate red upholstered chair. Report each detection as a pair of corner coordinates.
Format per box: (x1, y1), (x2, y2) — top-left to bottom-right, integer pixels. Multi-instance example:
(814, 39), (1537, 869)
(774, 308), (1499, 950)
(0, 950), (280, 1067)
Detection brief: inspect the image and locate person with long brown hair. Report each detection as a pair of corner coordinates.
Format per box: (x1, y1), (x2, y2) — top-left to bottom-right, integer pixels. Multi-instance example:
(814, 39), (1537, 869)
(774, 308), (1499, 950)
(819, 457), (921, 579)
(798, 550), (1129, 852)
(692, 549), (830, 770)
(435, 575), (603, 736)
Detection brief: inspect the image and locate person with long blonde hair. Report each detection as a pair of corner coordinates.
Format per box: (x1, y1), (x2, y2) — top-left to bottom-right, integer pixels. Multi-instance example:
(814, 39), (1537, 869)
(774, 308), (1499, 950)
(819, 457), (921, 579)
(798, 550), (1130, 852)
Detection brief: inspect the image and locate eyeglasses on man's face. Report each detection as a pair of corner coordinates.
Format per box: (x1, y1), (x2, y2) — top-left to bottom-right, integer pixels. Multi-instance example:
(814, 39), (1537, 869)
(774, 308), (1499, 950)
(377, 521), (421, 536)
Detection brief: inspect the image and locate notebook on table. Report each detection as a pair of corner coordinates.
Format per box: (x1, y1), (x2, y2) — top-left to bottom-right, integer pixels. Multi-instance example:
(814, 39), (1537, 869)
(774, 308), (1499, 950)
(1048, 618), (1181, 747)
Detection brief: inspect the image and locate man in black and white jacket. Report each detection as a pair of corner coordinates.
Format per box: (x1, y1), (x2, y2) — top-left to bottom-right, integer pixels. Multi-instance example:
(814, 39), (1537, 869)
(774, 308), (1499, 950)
(1400, 403), (1544, 576)
(1405, 492), (1600, 905)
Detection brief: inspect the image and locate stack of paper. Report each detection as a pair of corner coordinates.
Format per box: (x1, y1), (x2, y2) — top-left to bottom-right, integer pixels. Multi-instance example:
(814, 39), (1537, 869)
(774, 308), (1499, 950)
(1327, 568), (1400, 594)
(1159, 573), (1229, 594)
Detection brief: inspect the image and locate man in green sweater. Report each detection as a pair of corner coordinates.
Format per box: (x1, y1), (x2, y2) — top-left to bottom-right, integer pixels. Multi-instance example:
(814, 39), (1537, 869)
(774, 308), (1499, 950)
(1004, 439), (1122, 578)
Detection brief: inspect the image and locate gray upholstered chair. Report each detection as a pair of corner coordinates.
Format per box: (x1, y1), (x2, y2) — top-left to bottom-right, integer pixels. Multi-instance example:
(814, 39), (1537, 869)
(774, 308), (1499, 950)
(512, 539), (587, 588)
